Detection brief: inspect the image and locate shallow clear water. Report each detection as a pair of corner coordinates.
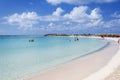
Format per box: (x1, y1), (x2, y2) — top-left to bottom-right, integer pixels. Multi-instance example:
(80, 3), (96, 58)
(0, 36), (109, 80)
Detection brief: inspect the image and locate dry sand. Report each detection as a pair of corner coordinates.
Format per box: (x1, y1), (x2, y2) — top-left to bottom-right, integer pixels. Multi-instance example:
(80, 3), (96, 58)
(24, 38), (119, 80)
(105, 38), (120, 80)
(106, 66), (120, 80)
(83, 38), (120, 80)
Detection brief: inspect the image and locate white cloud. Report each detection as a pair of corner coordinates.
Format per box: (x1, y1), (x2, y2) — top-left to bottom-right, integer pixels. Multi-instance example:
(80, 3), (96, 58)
(64, 6), (102, 21)
(48, 22), (55, 27)
(103, 12), (120, 28)
(63, 21), (71, 25)
(111, 12), (120, 18)
(64, 6), (89, 22)
(4, 6), (104, 31)
(40, 6), (103, 30)
(63, 6), (103, 27)
(4, 12), (39, 29)
(103, 19), (120, 28)
(5, 6), (120, 31)
(89, 8), (102, 19)
(46, 0), (117, 5)
(38, 7), (64, 21)
(52, 7), (64, 16)
(39, 15), (61, 21)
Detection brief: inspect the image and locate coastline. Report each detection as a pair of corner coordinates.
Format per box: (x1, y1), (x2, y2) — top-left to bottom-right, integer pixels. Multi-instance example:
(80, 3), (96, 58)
(24, 37), (119, 80)
(105, 38), (120, 80)
(83, 38), (120, 80)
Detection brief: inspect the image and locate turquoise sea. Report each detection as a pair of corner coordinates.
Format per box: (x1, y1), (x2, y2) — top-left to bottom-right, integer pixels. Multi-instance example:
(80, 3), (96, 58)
(0, 36), (109, 80)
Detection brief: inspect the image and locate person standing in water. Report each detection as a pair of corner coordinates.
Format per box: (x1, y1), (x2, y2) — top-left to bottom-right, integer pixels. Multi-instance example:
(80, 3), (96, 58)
(118, 39), (120, 44)
(74, 36), (79, 41)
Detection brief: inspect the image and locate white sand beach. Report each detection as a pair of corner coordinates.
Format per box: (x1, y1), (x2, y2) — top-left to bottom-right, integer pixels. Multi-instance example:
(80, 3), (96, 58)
(24, 37), (120, 80)
(83, 38), (120, 80)
(106, 66), (120, 80)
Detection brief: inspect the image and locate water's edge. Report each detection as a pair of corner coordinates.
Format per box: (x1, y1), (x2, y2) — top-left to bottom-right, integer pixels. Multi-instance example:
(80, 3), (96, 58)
(22, 40), (110, 80)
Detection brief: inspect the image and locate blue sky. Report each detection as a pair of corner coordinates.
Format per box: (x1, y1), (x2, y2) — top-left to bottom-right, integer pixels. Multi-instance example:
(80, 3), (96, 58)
(0, 0), (120, 35)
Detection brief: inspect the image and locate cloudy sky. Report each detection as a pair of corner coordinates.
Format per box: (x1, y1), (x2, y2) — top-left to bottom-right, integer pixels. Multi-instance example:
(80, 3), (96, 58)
(0, 0), (120, 35)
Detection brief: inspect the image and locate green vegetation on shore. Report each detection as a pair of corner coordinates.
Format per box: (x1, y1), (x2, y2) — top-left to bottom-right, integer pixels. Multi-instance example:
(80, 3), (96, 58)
(44, 34), (120, 37)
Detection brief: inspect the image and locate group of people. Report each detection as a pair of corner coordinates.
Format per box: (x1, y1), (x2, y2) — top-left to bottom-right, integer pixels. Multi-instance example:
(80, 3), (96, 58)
(28, 37), (120, 44)
(29, 39), (34, 42)
(74, 37), (79, 41)
(69, 37), (79, 42)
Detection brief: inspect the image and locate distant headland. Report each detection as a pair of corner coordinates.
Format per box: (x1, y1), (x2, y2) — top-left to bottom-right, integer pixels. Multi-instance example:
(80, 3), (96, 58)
(44, 34), (120, 37)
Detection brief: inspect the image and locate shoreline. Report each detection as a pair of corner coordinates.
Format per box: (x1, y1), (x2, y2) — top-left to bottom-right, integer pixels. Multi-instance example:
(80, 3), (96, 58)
(24, 37), (119, 80)
(83, 38), (120, 80)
